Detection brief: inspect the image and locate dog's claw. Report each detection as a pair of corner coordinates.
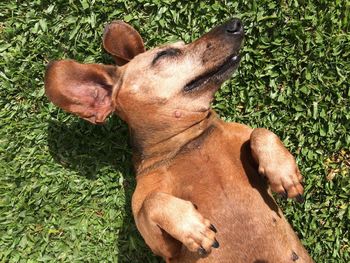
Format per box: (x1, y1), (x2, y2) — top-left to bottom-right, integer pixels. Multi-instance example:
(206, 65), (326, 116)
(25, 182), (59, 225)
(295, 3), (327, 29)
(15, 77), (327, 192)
(212, 238), (220, 248)
(279, 191), (288, 200)
(209, 224), (217, 233)
(295, 194), (304, 203)
(198, 246), (207, 256)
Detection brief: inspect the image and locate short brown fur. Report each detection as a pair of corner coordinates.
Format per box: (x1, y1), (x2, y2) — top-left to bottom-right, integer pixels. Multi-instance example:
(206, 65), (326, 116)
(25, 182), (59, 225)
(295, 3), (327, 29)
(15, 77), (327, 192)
(45, 19), (313, 262)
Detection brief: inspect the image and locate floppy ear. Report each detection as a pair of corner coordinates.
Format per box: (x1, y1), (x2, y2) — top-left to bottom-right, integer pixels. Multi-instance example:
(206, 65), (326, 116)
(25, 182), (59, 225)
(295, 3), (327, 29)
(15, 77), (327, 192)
(45, 60), (118, 124)
(103, 20), (145, 66)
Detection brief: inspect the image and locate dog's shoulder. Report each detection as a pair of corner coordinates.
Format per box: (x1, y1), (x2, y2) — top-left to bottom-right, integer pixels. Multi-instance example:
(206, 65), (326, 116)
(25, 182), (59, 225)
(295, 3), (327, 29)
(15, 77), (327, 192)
(212, 119), (253, 142)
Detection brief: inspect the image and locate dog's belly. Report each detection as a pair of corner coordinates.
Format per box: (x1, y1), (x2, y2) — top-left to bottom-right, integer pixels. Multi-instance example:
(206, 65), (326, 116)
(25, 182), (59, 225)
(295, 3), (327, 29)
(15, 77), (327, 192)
(168, 130), (311, 262)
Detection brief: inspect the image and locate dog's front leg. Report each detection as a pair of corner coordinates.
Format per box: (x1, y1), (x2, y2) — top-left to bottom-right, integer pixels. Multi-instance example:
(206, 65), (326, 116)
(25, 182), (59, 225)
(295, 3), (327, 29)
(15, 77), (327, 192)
(250, 128), (304, 200)
(133, 191), (219, 259)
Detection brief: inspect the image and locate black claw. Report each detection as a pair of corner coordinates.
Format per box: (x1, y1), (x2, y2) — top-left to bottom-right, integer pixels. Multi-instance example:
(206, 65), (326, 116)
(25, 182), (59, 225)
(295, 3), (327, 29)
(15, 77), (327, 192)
(193, 203), (198, 209)
(198, 246), (207, 256)
(279, 191), (288, 200)
(209, 224), (217, 233)
(296, 194), (304, 203)
(212, 238), (220, 248)
(291, 251), (299, 261)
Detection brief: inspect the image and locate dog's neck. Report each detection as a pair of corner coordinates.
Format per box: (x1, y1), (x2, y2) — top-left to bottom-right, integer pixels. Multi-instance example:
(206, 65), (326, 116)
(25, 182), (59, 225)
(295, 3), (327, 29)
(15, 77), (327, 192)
(130, 110), (217, 175)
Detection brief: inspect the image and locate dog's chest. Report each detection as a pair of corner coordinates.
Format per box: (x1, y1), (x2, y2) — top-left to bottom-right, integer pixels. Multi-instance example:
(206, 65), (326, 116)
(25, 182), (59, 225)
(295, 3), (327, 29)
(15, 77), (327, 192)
(169, 131), (257, 203)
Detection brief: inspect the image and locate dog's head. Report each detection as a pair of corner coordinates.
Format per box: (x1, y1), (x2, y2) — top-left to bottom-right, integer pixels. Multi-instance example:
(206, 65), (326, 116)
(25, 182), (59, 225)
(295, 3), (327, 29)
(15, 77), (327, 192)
(45, 19), (244, 129)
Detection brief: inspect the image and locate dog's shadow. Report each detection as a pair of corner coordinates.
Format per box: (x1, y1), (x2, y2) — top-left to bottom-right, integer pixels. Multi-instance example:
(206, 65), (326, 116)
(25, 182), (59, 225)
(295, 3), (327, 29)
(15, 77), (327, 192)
(47, 116), (162, 262)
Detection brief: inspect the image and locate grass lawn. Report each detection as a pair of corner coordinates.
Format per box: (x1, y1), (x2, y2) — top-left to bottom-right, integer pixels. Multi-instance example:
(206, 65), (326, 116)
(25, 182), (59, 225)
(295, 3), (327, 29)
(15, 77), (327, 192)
(0, 0), (349, 262)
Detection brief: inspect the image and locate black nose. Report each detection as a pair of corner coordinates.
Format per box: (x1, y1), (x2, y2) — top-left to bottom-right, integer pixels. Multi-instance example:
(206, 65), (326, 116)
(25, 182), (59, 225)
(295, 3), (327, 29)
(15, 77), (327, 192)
(226, 19), (243, 35)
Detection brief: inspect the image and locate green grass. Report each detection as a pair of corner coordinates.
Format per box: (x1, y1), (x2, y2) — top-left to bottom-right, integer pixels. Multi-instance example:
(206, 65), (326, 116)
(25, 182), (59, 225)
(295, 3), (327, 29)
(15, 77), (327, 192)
(0, 0), (349, 262)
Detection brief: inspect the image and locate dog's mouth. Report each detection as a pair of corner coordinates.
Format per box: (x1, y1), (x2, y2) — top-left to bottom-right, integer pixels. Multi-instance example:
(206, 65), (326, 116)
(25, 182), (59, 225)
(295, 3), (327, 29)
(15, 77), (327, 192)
(183, 54), (241, 93)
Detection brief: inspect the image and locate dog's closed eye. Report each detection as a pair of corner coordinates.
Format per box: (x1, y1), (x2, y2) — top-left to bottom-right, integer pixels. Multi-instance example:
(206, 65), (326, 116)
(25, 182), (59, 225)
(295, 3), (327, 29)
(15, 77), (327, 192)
(152, 48), (181, 65)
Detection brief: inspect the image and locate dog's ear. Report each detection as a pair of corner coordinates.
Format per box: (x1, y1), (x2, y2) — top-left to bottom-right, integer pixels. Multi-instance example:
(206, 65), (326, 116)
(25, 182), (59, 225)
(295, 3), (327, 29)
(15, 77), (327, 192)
(45, 60), (118, 124)
(103, 20), (145, 66)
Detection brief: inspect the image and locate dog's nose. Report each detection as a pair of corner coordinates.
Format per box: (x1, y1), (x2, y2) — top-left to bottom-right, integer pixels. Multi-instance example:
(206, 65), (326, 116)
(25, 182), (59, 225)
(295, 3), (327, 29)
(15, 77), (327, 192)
(226, 19), (243, 35)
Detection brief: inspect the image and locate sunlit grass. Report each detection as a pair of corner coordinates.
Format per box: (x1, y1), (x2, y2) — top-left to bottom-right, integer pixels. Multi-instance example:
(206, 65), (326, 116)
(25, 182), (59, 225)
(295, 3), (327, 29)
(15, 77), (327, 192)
(0, 0), (349, 262)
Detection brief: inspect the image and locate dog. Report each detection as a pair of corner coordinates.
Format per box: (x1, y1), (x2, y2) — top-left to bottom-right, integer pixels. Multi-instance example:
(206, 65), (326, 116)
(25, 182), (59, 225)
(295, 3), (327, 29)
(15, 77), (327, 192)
(45, 19), (314, 262)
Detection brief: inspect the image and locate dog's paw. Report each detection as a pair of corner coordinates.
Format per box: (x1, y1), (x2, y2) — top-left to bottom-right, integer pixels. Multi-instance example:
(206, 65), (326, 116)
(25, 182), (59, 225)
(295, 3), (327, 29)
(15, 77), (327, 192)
(259, 159), (304, 202)
(170, 202), (219, 256)
(250, 128), (305, 202)
(143, 193), (219, 256)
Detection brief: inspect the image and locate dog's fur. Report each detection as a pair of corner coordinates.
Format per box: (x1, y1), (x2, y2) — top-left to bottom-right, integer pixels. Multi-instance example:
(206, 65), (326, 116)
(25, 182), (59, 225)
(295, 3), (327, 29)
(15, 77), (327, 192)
(45, 19), (313, 262)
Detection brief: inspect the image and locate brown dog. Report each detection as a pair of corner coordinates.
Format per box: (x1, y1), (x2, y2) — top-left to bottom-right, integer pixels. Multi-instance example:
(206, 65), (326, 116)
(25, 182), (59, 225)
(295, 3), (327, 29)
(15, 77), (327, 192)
(45, 19), (313, 262)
